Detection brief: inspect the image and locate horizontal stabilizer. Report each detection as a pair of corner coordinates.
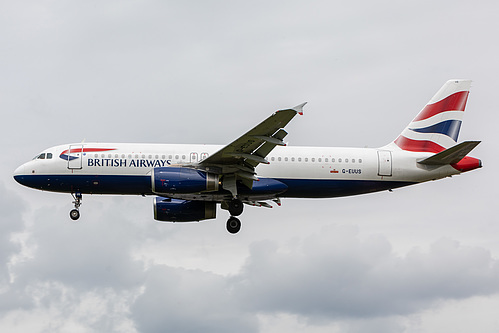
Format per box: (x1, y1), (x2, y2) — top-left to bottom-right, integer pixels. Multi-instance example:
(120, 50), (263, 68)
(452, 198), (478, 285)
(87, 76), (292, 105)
(418, 141), (481, 165)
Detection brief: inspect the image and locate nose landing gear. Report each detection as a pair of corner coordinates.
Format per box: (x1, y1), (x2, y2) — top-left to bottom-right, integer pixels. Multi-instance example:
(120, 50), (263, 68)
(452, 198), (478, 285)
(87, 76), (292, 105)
(70, 192), (82, 221)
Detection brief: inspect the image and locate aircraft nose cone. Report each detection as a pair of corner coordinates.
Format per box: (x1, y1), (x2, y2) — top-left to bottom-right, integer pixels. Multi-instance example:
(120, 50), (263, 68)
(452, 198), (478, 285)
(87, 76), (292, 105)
(13, 164), (26, 184)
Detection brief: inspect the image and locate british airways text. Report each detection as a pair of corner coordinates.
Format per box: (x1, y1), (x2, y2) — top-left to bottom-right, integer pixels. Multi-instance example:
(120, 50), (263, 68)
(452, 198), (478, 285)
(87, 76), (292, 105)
(87, 158), (172, 168)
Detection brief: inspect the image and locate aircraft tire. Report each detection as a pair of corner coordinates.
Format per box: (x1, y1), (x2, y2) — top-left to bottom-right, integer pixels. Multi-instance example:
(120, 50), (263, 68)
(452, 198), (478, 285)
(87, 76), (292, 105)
(228, 199), (244, 216)
(70, 209), (80, 220)
(227, 216), (241, 234)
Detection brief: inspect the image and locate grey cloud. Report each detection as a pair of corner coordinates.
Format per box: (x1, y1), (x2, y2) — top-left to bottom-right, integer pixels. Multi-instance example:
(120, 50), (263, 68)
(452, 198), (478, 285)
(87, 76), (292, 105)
(0, 183), (34, 313)
(232, 225), (499, 320)
(1, 205), (498, 332)
(12, 201), (150, 290)
(0, 182), (24, 258)
(131, 265), (258, 333)
(0, 182), (25, 286)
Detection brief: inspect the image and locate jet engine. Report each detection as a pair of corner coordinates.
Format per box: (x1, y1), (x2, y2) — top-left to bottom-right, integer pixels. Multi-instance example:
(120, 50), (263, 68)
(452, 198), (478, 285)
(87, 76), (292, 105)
(154, 197), (217, 222)
(151, 167), (219, 194)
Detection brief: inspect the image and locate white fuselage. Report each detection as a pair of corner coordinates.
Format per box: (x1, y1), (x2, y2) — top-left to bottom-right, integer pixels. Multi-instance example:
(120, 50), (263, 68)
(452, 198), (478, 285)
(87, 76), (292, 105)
(14, 142), (459, 200)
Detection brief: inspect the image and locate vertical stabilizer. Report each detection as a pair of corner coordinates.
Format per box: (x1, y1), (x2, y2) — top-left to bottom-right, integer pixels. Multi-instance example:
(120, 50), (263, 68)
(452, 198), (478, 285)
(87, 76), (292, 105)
(393, 80), (471, 152)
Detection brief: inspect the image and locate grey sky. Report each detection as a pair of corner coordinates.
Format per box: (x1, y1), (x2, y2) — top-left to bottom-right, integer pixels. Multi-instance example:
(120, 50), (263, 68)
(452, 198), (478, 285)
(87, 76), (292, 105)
(1, 1), (498, 332)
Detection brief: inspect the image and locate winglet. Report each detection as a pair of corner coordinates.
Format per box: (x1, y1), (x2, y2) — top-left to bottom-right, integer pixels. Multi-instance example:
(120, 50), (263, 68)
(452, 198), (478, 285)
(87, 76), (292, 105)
(292, 102), (307, 115)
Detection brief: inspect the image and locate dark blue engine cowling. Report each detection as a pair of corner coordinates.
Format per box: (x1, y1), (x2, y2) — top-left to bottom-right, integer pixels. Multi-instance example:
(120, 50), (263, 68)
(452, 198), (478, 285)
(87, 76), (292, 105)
(154, 197), (217, 222)
(151, 167), (219, 194)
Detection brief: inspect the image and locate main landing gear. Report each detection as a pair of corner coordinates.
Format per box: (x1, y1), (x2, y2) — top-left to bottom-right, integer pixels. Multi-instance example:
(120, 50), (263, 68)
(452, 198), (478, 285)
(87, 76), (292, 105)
(227, 216), (241, 234)
(70, 192), (82, 221)
(226, 198), (243, 234)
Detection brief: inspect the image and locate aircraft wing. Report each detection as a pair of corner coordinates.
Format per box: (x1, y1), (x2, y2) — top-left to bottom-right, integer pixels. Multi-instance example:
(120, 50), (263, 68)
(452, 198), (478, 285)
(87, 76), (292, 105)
(198, 103), (306, 195)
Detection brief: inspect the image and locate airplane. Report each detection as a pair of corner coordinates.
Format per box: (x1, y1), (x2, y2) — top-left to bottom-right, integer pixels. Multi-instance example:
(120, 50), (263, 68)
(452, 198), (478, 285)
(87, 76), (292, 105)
(13, 79), (482, 234)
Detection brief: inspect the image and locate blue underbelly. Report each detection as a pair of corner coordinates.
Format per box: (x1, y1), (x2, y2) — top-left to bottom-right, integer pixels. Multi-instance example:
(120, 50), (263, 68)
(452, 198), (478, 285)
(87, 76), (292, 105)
(276, 178), (416, 198)
(14, 174), (416, 198)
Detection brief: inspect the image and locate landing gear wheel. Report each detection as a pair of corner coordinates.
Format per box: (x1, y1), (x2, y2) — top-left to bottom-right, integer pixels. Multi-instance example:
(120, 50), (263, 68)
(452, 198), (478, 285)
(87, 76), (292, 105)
(227, 216), (241, 234)
(228, 199), (244, 216)
(70, 192), (82, 221)
(70, 209), (80, 220)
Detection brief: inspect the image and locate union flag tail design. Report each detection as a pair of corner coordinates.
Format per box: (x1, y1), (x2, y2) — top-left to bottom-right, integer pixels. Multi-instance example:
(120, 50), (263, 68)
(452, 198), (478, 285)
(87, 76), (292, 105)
(394, 79), (471, 153)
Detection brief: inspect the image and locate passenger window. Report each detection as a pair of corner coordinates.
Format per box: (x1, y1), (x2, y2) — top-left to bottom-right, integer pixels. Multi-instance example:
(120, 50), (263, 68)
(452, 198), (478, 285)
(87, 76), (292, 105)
(345, 158), (349, 163)
(291, 157), (295, 162)
(312, 158), (315, 162)
(285, 157), (288, 162)
(47, 153), (53, 159)
(318, 158), (322, 162)
(332, 158), (335, 163)
(298, 157), (302, 162)
(338, 158), (342, 162)
(359, 159), (363, 163)
(305, 158), (308, 162)
(278, 157), (281, 162)
(175, 155), (179, 159)
(271, 157), (275, 161)
(352, 158), (356, 163)
(325, 158), (328, 162)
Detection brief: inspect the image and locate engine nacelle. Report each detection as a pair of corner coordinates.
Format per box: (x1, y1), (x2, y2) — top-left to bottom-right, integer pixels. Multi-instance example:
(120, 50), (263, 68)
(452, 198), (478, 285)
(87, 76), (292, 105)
(154, 197), (217, 222)
(151, 167), (219, 194)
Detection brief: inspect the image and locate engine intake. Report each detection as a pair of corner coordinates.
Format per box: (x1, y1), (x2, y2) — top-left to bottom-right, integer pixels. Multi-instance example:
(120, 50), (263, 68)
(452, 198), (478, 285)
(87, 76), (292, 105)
(154, 197), (217, 222)
(151, 167), (219, 194)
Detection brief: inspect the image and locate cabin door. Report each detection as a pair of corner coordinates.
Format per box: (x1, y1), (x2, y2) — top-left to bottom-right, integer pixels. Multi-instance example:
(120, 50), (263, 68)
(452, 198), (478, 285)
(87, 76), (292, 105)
(67, 144), (83, 169)
(377, 150), (392, 176)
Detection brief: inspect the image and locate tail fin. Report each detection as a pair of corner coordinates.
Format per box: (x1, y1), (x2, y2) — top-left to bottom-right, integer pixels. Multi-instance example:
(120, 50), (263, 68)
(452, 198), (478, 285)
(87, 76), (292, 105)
(393, 79), (471, 153)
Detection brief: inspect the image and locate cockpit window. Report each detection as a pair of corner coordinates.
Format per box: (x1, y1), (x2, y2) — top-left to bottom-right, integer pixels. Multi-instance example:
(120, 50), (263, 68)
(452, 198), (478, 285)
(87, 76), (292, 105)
(32, 152), (52, 160)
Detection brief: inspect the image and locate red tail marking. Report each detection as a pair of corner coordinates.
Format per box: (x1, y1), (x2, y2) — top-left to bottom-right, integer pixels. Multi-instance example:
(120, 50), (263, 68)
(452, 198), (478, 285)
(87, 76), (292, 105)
(413, 91), (469, 122)
(451, 156), (482, 172)
(394, 136), (445, 153)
